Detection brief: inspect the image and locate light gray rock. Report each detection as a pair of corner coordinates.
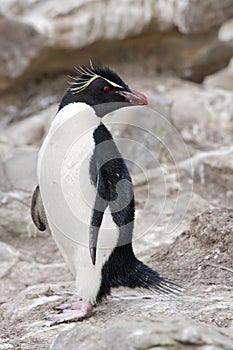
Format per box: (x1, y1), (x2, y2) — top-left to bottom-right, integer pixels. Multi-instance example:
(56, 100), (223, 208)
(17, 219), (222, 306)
(172, 0), (233, 34)
(0, 145), (38, 235)
(0, 193), (31, 235)
(159, 80), (233, 208)
(1, 283), (75, 348)
(133, 191), (212, 260)
(204, 58), (233, 91)
(109, 80), (232, 178)
(3, 147), (37, 191)
(0, 341), (14, 350)
(0, 0), (154, 45)
(0, 104), (57, 146)
(219, 18), (233, 42)
(202, 149), (233, 191)
(108, 95), (173, 174)
(0, 17), (45, 91)
(3, 283), (71, 321)
(50, 314), (233, 350)
(0, 242), (18, 279)
(168, 145), (233, 208)
(2, 0), (233, 39)
(0, 0), (233, 90)
(204, 19), (233, 90)
(166, 80), (233, 145)
(0, 115), (45, 147)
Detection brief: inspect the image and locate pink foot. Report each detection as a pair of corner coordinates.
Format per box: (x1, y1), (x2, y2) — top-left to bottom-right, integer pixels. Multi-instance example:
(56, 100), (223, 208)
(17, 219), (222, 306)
(48, 298), (92, 326)
(53, 297), (84, 311)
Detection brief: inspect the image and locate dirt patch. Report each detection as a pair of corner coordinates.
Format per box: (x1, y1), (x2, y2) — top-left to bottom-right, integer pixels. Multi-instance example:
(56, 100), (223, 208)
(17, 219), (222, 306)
(150, 207), (233, 288)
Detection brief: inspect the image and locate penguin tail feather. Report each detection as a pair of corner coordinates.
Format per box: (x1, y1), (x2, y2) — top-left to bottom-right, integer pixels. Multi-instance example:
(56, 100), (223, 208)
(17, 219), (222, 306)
(101, 246), (184, 298)
(118, 259), (184, 296)
(129, 259), (185, 295)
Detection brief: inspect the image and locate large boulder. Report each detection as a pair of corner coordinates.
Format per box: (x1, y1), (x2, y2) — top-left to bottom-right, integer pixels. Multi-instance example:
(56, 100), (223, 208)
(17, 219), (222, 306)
(2, 0), (233, 39)
(0, 0), (233, 90)
(50, 314), (233, 350)
(170, 0), (233, 33)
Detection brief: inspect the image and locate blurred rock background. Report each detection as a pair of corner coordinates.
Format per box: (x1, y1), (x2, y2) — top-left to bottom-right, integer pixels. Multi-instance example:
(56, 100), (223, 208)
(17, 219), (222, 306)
(0, 1), (233, 349)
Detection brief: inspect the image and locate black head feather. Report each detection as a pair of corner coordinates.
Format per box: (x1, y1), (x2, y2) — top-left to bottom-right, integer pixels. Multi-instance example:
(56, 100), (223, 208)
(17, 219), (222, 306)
(59, 64), (147, 116)
(59, 64), (132, 114)
(69, 65), (129, 94)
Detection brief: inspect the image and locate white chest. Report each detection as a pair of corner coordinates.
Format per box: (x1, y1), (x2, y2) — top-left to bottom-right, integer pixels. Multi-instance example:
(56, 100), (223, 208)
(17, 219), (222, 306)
(37, 102), (119, 303)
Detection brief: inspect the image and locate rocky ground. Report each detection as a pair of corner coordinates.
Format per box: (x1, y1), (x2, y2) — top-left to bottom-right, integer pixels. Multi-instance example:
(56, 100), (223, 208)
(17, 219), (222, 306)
(0, 61), (233, 349)
(1, 1), (233, 349)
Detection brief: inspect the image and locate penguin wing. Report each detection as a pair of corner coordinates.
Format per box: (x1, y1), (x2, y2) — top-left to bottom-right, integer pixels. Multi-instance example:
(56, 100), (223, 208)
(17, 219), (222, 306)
(89, 173), (109, 264)
(31, 185), (48, 231)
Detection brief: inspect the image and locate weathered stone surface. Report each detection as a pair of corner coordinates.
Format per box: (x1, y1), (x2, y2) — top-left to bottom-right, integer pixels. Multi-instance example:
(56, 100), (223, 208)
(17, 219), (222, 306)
(202, 149), (233, 191)
(3, 283), (70, 321)
(2, 0), (233, 38)
(0, 242), (18, 279)
(219, 17), (233, 42)
(156, 79), (233, 207)
(108, 95), (173, 174)
(205, 58), (233, 90)
(0, 17), (45, 91)
(190, 208), (233, 248)
(0, 0), (233, 90)
(172, 0), (233, 34)
(150, 208), (233, 288)
(0, 145), (38, 235)
(1, 283), (75, 349)
(50, 315), (233, 350)
(175, 33), (233, 82)
(2, 147), (37, 191)
(0, 104), (57, 146)
(0, 196), (31, 235)
(165, 80), (233, 145)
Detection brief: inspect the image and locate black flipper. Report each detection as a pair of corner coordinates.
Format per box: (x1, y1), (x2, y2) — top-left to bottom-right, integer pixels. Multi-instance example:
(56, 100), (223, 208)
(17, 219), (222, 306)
(31, 185), (48, 231)
(89, 123), (134, 258)
(89, 174), (108, 265)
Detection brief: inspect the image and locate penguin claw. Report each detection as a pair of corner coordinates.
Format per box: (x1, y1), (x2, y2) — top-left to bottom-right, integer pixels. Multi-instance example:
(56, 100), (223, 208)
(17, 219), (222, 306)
(53, 298), (83, 311)
(48, 299), (92, 326)
(48, 310), (86, 326)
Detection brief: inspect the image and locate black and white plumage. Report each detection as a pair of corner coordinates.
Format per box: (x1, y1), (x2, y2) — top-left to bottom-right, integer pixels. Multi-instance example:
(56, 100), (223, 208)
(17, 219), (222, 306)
(31, 64), (181, 325)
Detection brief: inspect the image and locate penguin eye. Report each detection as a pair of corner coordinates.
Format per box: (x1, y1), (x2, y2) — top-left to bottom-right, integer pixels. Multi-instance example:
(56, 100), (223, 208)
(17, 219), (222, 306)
(104, 86), (111, 93)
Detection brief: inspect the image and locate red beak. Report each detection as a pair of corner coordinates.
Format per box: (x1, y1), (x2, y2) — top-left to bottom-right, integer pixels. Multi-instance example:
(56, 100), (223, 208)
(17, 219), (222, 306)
(116, 89), (148, 105)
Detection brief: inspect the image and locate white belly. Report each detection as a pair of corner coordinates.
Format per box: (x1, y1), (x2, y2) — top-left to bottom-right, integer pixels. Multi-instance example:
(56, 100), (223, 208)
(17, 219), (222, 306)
(38, 102), (119, 303)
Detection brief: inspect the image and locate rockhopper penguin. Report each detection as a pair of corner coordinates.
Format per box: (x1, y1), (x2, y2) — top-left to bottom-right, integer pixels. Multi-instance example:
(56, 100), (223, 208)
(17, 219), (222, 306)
(31, 64), (181, 325)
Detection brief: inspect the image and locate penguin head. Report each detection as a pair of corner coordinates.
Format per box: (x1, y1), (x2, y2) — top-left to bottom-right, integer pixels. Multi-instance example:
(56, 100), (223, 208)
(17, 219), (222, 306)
(59, 65), (148, 116)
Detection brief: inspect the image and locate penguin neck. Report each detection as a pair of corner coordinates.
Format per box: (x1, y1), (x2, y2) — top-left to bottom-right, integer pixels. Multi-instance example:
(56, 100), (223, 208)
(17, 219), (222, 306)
(51, 102), (95, 130)
(93, 122), (113, 145)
